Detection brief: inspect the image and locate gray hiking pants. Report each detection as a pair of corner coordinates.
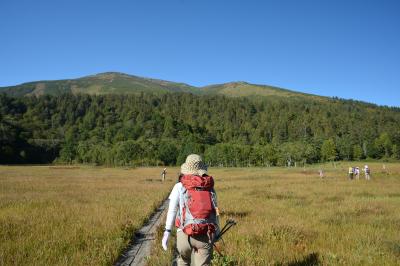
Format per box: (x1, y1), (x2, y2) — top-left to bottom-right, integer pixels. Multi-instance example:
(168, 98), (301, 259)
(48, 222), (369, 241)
(176, 231), (213, 266)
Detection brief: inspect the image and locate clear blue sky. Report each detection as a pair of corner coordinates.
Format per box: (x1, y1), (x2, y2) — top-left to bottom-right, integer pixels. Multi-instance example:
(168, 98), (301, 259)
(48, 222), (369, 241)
(1, 0), (399, 106)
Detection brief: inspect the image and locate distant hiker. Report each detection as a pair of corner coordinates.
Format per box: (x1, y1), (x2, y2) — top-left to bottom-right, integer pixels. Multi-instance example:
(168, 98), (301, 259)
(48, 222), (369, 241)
(363, 165), (371, 180)
(355, 167), (360, 180)
(162, 154), (219, 266)
(161, 168), (167, 182)
(348, 167), (354, 180)
(383, 164), (388, 175)
(319, 169), (324, 179)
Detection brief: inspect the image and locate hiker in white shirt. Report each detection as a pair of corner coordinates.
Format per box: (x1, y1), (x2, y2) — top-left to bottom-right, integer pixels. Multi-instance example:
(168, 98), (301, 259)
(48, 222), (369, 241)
(161, 168), (167, 181)
(355, 167), (360, 180)
(162, 154), (219, 266)
(363, 165), (371, 180)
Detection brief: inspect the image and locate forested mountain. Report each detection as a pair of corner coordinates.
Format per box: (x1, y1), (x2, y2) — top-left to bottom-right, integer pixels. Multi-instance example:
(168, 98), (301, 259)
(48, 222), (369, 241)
(0, 72), (198, 97)
(0, 72), (323, 100)
(1, 91), (399, 166)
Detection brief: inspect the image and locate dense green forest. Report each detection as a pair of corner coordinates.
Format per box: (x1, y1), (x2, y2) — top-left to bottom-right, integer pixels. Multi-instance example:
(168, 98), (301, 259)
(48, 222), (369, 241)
(1, 93), (399, 166)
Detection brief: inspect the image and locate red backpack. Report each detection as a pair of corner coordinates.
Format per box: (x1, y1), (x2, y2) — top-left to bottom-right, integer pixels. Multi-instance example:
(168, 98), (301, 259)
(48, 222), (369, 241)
(175, 174), (218, 237)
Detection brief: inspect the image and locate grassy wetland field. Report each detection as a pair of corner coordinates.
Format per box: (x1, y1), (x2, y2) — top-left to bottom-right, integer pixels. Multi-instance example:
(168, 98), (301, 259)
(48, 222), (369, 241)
(0, 166), (175, 265)
(149, 162), (400, 265)
(1, 163), (400, 266)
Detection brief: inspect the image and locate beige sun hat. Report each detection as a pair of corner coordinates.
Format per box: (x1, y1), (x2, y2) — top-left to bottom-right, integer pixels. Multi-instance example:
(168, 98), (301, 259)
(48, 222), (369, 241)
(180, 154), (208, 176)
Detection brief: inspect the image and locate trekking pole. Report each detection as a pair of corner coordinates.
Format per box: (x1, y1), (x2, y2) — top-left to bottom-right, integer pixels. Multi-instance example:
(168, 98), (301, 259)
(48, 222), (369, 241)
(219, 219), (235, 233)
(214, 219), (237, 243)
(216, 224), (235, 241)
(213, 243), (223, 256)
(212, 219), (237, 256)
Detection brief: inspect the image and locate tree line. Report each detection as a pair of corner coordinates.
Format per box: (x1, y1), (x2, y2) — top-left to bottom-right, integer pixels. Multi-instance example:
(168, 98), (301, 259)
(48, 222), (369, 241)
(1, 93), (399, 166)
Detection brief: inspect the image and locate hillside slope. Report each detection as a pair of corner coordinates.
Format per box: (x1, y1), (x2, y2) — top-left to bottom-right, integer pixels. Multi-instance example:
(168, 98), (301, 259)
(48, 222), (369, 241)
(200, 81), (327, 101)
(1, 72), (325, 101)
(0, 72), (198, 97)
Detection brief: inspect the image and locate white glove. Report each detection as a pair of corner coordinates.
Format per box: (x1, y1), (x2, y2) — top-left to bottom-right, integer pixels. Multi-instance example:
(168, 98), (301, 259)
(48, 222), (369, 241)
(162, 231), (170, 251)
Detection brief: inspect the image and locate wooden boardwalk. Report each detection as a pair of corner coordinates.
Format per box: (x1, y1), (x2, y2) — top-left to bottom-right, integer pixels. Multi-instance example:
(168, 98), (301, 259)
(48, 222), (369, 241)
(115, 199), (169, 266)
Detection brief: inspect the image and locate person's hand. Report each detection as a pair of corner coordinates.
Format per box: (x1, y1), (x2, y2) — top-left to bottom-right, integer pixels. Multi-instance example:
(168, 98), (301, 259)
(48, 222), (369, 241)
(162, 231), (170, 251)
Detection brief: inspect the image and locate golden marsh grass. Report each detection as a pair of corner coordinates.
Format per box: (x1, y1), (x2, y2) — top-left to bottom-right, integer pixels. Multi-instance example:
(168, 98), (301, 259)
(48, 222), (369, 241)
(148, 162), (400, 265)
(0, 166), (177, 265)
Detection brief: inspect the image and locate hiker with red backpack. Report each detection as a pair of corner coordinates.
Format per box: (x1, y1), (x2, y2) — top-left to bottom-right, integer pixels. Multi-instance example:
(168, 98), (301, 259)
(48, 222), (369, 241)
(162, 154), (219, 265)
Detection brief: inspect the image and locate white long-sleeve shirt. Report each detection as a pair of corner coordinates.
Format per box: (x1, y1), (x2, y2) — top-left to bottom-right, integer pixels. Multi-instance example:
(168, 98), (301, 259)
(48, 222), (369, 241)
(165, 182), (182, 231)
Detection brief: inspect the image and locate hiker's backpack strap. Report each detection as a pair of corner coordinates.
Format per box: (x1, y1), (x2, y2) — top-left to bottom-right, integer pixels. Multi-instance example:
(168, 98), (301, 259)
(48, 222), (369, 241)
(175, 185), (187, 229)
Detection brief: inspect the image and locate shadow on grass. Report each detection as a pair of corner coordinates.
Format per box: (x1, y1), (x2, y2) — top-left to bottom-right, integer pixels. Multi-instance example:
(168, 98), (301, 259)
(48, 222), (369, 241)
(385, 241), (400, 257)
(286, 252), (320, 266)
(220, 210), (250, 218)
(142, 178), (163, 182)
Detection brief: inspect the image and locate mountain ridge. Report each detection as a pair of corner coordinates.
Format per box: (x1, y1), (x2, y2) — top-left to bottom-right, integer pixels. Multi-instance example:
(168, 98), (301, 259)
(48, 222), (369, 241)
(0, 71), (326, 100)
(0, 72), (394, 108)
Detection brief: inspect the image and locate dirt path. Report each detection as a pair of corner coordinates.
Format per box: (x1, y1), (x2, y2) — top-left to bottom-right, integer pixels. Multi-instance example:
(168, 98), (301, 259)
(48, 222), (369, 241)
(115, 199), (169, 266)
